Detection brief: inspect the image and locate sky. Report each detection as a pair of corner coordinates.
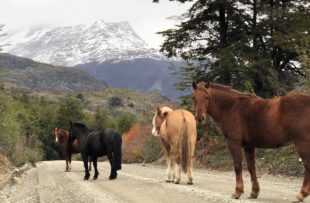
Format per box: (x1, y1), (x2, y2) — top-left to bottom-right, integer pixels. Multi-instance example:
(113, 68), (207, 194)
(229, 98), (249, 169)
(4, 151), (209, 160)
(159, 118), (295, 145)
(0, 0), (193, 48)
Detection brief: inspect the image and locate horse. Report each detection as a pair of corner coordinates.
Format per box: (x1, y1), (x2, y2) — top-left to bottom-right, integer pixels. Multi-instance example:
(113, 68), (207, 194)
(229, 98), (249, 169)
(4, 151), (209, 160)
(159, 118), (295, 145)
(152, 107), (197, 184)
(67, 122), (122, 180)
(192, 81), (310, 202)
(54, 128), (92, 172)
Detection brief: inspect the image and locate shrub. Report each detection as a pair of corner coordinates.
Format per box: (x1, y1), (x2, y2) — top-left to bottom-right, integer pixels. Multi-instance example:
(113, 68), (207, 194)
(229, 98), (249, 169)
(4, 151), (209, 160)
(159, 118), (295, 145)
(108, 96), (123, 107)
(117, 113), (136, 134)
(142, 135), (163, 163)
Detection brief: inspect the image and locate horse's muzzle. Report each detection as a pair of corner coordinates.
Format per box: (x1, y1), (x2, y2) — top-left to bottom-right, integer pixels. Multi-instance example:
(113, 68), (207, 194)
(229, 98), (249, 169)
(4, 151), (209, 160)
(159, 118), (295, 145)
(195, 116), (204, 124)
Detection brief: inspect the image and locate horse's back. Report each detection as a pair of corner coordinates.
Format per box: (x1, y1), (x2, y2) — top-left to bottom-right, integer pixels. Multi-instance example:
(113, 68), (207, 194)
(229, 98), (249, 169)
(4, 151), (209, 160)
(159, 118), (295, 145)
(164, 109), (197, 142)
(240, 93), (310, 147)
(280, 94), (310, 139)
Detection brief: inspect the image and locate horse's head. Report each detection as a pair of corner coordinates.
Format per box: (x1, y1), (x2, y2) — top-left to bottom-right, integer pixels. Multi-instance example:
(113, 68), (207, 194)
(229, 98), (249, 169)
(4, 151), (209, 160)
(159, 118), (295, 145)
(54, 128), (68, 143)
(151, 107), (173, 136)
(54, 128), (60, 143)
(192, 81), (211, 123)
(68, 122), (88, 142)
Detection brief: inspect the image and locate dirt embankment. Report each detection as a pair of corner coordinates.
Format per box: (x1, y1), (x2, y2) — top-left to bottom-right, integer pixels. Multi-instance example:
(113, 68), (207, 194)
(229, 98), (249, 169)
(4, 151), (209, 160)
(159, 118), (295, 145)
(0, 153), (14, 184)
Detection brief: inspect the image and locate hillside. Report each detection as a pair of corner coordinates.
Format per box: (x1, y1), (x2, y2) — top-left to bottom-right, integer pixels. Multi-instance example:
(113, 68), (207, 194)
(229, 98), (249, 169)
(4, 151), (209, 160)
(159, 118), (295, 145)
(0, 53), (107, 92)
(34, 87), (170, 122)
(77, 58), (184, 99)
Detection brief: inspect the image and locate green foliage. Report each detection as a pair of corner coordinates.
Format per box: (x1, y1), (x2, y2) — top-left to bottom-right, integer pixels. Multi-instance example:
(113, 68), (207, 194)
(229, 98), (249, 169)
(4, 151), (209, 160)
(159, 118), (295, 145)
(87, 107), (117, 130)
(142, 135), (163, 163)
(117, 113), (136, 134)
(54, 94), (85, 129)
(159, 0), (310, 99)
(108, 96), (123, 107)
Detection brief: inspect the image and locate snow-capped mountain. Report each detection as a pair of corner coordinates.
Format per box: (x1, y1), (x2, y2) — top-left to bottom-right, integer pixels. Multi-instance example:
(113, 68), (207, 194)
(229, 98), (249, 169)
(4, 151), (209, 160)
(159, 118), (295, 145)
(3, 20), (162, 67)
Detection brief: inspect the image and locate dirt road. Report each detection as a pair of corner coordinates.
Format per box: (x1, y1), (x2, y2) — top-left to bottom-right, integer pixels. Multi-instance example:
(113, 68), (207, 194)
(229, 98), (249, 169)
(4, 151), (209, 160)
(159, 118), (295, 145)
(0, 161), (308, 203)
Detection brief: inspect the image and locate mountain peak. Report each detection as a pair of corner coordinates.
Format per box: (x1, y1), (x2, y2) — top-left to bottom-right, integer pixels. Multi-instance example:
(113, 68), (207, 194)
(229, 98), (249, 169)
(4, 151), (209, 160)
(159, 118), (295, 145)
(3, 20), (163, 67)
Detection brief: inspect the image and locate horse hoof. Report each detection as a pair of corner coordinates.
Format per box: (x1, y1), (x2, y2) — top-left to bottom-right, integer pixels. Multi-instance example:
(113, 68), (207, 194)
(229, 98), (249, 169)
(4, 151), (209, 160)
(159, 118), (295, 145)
(248, 192), (259, 199)
(293, 194), (304, 203)
(165, 180), (172, 183)
(187, 182), (193, 185)
(174, 180), (180, 184)
(231, 193), (240, 199)
(93, 177), (98, 180)
(109, 175), (117, 180)
(84, 175), (90, 180)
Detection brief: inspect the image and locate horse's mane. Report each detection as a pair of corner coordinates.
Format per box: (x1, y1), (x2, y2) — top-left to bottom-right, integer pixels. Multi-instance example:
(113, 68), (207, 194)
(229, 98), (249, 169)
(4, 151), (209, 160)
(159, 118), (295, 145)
(208, 83), (260, 99)
(58, 128), (68, 135)
(72, 122), (89, 131)
(160, 106), (173, 114)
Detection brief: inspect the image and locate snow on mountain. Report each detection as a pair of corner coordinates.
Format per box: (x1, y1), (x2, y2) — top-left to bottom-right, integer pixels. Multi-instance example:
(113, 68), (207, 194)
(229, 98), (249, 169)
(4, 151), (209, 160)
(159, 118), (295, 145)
(3, 20), (163, 67)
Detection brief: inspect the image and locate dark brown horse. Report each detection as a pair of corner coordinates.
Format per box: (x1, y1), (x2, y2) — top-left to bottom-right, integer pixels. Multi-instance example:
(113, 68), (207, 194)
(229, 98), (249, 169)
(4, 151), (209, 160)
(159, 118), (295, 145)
(192, 82), (310, 202)
(54, 128), (91, 172)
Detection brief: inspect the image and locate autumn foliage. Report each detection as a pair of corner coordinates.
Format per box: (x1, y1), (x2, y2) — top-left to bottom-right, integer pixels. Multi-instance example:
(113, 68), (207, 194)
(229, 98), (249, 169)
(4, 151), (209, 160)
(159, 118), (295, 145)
(122, 124), (146, 163)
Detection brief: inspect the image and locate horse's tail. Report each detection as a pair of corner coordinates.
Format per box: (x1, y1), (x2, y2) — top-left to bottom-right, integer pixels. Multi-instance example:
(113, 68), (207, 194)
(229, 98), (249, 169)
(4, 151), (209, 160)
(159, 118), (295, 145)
(114, 132), (122, 170)
(179, 110), (190, 173)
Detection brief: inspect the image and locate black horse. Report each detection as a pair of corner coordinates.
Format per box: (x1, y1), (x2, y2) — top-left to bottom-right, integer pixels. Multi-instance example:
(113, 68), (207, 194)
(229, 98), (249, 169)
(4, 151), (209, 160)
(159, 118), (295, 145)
(68, 122), (122, 180)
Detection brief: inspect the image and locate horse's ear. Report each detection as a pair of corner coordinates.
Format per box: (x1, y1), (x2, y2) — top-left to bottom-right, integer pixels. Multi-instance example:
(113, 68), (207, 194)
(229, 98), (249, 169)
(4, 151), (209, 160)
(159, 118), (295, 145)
(192, 81), (197, 90)
(156, 107), (161, 115)
(205, 82), (211, 89)
(163, 112), (169, 118)
(69, 121), (72, 127)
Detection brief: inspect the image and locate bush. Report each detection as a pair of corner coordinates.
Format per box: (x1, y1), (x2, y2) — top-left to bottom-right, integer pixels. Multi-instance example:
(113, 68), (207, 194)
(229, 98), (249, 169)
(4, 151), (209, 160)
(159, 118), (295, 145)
(122, 124), (145, 163)
(108, 96), (123, 107)
(117, 113), (136, 134)
(142, 135), (163, 163)
(87, 107), (116, 130)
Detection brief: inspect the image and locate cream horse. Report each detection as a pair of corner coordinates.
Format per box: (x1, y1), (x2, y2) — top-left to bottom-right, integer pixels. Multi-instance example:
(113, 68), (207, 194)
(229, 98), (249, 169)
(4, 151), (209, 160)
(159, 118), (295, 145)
(152, 107), (197, 184)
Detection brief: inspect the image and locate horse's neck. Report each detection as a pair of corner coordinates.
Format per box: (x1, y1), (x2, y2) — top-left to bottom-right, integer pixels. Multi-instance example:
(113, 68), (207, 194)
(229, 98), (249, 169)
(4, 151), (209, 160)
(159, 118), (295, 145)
(208, 88), (238, 123)
(59, 132), (68, 143)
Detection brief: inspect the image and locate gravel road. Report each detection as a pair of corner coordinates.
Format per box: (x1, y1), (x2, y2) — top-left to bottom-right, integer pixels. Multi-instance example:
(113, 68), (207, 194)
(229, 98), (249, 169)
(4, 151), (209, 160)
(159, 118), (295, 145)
(0, 161), (308, 203)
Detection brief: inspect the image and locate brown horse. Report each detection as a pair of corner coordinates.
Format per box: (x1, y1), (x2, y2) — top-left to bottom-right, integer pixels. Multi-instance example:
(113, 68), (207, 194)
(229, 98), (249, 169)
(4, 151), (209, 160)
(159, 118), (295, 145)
(54, 128), (91, 172)
(152, 107), (197, 184)
(192, 82), (310, 202)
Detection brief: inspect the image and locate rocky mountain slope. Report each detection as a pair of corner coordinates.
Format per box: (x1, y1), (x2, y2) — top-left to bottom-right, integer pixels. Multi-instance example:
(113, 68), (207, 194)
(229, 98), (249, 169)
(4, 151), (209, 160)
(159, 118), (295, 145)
(3, 20), (182, 99)
(3, 20), (162, 67)
(0, 53), (107, 92)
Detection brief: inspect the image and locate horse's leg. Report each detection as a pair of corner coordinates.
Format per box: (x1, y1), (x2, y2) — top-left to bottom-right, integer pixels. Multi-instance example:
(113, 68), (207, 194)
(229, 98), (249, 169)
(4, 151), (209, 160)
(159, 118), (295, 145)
(295, 141), (310, 202)
(65, 159), (69, 172)
(244, 147), (260, 198)
(68, 152), (72, 172)
(173, 146), (181, 184)
(228, 140), (244, 199)
(165, 146), (174, 182)
(82, 153), (90, 180)
(92, 156), (99, 180)
(108, 153), (117, 180)
(187, 149), (195, 185)
(166, 153), (175, 182)
(89, 157), (92, 171)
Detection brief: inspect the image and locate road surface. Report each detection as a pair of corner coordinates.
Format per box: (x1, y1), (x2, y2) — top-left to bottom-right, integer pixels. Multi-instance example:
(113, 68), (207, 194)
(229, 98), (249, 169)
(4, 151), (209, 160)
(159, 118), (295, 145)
(0, 161), (308, 203)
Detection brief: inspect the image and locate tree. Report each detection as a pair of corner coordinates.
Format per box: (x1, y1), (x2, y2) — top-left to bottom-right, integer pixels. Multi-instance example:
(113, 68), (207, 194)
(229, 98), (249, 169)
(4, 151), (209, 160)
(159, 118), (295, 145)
(157, 0), (310, 99)
(54, 94), (85, 129)
(88, 107), (116, 130)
